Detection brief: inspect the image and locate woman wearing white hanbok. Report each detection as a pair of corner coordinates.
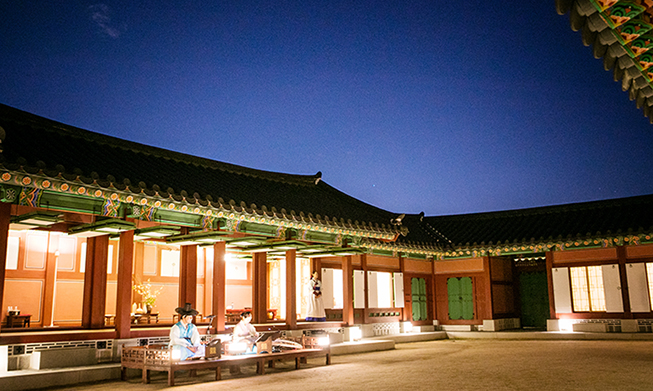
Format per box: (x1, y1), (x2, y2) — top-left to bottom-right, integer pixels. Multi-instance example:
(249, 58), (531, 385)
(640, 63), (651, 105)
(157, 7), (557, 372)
(306, 271), (326, 321)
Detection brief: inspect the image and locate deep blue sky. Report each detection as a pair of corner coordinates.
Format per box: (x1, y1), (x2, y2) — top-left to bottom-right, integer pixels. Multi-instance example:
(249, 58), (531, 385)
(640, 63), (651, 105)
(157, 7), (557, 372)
(1, 1), (652, 216)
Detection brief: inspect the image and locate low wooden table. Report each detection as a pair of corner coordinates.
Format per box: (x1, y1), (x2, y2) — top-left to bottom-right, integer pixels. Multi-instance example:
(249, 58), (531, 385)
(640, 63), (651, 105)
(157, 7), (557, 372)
(122, 338), (331, 387)
(142, 348), (330, 386)
(6, 314), (31, 328)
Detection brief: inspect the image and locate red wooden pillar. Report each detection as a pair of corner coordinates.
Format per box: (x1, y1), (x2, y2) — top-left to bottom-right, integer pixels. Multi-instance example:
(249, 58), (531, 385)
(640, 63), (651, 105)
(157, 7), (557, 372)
(311, 259), (322, 279)
(431, 258), (437, 324)
(545, 251), (556, 319)
(342, 255), (354, 326)
(616, 246), (632, 318)
(42, 233), (60, 327)
(482, 256), (493, 321)
(0, 202), (11, 333)
(285, 249), (297, 329)
(212, 241), (227, 332)
(253, 252), (268, 323)
(82, 235), (109, 329)
(179, 244), (198, 308)
(203, 248), (213, 319)
(115, 230), (134, 339)
(361, 254), (369, 324)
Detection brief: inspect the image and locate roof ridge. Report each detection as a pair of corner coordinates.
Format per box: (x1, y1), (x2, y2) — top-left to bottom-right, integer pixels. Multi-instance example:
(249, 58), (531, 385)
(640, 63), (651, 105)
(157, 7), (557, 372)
(424, 194), (653, 221)
(0, 103), (320, 187)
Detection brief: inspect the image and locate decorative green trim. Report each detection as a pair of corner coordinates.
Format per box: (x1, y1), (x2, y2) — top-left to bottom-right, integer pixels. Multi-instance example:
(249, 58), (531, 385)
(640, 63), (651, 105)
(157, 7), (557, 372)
(1, 170), (397, 241)
(370, 249), (394, 257)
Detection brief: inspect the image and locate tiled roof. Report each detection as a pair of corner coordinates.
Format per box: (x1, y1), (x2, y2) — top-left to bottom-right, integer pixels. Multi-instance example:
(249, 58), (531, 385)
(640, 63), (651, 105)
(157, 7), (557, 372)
(0, 104), (400, 235)
(556, 0), (653, 123)
(400, 194), (653, 249)
(2, 103), (651, 256)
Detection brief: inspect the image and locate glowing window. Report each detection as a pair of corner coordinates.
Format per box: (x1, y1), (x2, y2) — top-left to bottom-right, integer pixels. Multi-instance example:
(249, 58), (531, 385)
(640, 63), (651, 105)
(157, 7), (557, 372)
(377, 272), (393, 308)
(647, 263), (653, 311)
(6, 236), (19, 270)
(80, 242), (87, 273)
(587, 266), (606, 311)
(161, 249), (180, 277)
(570, 266), (605, 312)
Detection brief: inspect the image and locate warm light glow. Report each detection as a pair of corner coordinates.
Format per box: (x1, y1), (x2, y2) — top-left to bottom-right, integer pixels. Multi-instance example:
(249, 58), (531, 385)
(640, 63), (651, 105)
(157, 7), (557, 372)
(228, 341), (248, 354)
(558, 318), (575, 332)
(318, 336), (330, 346)
(350, 327), (362, 342)
(402, 322), (413, 333)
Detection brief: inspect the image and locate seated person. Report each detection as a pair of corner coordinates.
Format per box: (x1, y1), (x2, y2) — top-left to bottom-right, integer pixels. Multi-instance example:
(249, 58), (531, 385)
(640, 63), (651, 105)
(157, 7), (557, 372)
(169, 303), (205, 360)
(232, 311), (259, 352)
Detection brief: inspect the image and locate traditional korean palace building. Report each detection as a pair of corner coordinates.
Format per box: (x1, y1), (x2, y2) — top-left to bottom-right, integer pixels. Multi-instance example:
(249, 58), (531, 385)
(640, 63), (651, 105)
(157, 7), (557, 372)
(0, 101), (653, 366)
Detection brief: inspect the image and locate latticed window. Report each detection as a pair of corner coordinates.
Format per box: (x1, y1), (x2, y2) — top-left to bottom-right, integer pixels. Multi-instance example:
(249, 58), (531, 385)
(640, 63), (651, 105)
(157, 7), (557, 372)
(570, 266), (606, 312)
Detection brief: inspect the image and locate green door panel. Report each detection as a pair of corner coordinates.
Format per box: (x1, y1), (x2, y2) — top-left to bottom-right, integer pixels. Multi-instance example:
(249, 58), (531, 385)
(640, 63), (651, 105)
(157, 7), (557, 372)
(447, 278), (462, 320)
(419, 278), (427, 319)
(412, 278), (428, 321)
(519, 271), (549, 329)
(448, 277), (474, 320)
(460, 277), (474, 320)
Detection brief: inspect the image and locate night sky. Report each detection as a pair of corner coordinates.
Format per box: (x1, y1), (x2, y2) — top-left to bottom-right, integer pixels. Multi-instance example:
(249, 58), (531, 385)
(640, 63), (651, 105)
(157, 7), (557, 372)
(1, 1), (652, 216)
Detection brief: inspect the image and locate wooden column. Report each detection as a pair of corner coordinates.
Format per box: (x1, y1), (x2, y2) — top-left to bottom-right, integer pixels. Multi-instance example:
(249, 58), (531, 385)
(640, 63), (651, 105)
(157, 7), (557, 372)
(361, 254), (369, 324)
(545, 251), (556, 319)
(203, 248), (213, 320)
(342, 255), (354, 326)
(252, 252), (268, 323)
(212, 241), (226, 332)
(285, 249), (297, 329)
(311, 259), (322, 279)
(42, 233), (60, 327)
(179, 244), (198, 308)
(0, 202), (11, 333)
(482, 256), (493, 321)
(82, 235), (109, 329)
(115, 230), (134, 339)
(617, 246), (632, 318)
(431, 259), (437, 324)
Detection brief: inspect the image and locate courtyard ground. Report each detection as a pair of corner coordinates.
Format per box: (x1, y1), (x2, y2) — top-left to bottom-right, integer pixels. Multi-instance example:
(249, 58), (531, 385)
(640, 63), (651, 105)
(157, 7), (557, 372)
(53, 339), (653, 390)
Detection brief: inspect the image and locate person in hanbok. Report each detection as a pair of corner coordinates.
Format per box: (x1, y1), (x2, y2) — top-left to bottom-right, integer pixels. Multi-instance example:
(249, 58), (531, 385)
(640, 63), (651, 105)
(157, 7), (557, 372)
(169, 303), (205, 360)
(306, 271), (326, 321)
(232, 311), (259, 353)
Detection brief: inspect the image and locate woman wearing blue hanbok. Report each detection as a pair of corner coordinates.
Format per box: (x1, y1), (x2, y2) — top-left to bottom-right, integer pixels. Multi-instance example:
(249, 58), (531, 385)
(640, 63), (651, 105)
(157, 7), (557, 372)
(306, 271), (326, 321)
(169, 303), (205, 360)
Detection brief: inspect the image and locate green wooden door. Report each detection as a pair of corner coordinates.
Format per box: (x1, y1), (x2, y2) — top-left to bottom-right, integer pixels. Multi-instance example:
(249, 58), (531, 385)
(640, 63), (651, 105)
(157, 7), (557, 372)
(519, 271), (549, 329)
(448, 277), (474, 320)
(411, 278), (427, 321)
(419, 278), (427, 320)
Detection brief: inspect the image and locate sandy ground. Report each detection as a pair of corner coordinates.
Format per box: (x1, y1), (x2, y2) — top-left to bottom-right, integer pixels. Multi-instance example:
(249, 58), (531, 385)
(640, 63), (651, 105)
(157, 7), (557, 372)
(52, 340), (653, 390)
